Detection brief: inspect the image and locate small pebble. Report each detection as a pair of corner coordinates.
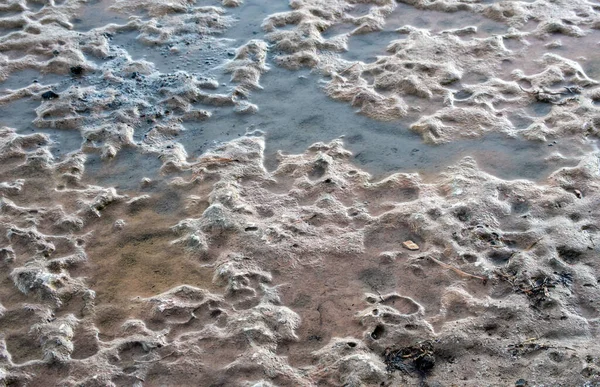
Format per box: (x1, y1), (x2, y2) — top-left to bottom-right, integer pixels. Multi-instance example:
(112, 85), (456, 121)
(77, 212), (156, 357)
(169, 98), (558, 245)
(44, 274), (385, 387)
(113, 219), (126, 231)
(402, 240), (420, 251)
(41, 90), (59, 100)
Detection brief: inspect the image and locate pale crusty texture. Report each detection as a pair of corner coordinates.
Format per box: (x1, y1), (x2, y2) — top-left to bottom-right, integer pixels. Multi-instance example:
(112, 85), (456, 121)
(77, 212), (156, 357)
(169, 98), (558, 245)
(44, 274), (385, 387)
(1, 0), (600, 386)
(264, 0), (600, 144)
(0, 0), (269, 168)
(1, 131), (600, 386)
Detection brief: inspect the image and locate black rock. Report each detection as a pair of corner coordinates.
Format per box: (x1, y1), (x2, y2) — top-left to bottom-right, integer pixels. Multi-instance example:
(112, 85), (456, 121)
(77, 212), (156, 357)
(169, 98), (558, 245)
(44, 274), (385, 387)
(41, 91), (59, 100)
(70, 65), (84, 76)
(415, 354), (435, 372)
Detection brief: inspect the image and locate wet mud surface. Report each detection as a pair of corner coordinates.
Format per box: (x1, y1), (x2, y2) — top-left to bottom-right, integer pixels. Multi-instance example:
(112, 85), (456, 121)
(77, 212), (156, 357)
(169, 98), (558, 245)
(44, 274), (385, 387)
(1, 0), (600, 386)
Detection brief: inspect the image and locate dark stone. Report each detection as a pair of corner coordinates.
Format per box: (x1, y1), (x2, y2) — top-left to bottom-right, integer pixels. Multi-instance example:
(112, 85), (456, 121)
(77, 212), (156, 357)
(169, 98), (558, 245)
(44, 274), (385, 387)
(70, 65), (84, 76)
(41, 91), (59, 100)
(415, 353), (435, 372)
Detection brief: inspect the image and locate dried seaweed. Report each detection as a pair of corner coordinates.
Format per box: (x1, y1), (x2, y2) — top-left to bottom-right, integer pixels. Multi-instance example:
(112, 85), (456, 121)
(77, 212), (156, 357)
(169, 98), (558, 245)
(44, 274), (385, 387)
(384, 340), (436, 376)
(495, 270), (564, 307)
(508, 338), (549, 357)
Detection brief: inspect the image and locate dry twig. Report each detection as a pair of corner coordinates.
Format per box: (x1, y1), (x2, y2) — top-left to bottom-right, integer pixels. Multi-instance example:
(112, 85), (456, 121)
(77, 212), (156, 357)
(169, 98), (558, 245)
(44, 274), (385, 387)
(428, 256), (488, 284)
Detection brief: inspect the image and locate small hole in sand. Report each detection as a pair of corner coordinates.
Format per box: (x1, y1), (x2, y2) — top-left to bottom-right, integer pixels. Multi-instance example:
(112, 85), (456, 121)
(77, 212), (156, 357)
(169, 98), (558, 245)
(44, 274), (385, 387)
(371, 324), (385, 340)
(557, 246), (583, 264)
(454, 207), (471, 222)
(462, 253), (477, 263)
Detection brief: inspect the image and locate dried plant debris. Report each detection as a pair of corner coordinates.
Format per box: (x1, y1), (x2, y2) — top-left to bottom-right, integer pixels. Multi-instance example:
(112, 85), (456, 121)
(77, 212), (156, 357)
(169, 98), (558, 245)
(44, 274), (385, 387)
(384, 340), (436, 376)
(508, 338), (551, 357)
(495, 270), (575, 307)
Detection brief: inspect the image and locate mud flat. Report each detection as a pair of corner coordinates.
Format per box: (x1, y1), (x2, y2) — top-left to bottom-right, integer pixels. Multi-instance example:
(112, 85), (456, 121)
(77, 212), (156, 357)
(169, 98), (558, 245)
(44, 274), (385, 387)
(1, 0), (600, 386)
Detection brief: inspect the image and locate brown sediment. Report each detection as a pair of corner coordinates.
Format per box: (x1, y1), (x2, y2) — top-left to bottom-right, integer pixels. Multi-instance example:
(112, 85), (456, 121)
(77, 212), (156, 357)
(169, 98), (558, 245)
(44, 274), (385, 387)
(1, 123), (600, 385)
(83, 207), (215, 304)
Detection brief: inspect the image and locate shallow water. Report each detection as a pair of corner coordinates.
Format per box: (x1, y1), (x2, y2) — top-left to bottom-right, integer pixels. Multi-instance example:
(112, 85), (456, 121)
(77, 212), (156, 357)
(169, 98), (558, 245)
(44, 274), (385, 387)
(0, 69), (65, 91)
(387, 3), (508, 34)
(336, 3), (508, 62)
(0, 0), (594, 185)
(82, 148), (164, 191)
(108, 29), (236, 76)
(184, 65), (587, 181)
(72, 0), (128, 31)
(499, 32), (600, 80)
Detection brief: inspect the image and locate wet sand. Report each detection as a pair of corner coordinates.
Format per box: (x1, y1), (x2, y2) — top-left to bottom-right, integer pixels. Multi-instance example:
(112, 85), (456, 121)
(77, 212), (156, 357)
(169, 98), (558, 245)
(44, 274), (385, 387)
(1, 0), (600, 386)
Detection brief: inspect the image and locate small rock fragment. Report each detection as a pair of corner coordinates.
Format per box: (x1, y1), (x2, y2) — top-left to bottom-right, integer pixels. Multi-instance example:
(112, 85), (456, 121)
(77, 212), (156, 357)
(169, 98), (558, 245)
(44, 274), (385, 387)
(113, 219), (126, 231)
(70, 65), (84, 76)
(41, 91), (59, 100)
(141, 177), (153, 187)
(0, 247), (15, 263)
(402, 240), (419, 251)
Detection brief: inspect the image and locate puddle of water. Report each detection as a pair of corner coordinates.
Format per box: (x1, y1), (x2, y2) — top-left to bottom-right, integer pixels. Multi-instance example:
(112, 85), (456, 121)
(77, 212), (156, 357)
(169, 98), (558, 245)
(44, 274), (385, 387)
(342, 30), (399, 62)
(387, 4), (508, 35)
(0, 98), (38, 131)
(500, 31), (600, 79)
(0, 21), (25, 36)
(438, 134), (590, 181)
(179, 65), (576, 182)
(526, 101), (553, 117)
(72, 0), (129, 32)
(25, 1), (45, 12)
(335, 3), (508, 67)
(0, 97), (85, 158)
(82, 147), (163, 191)
(102, 0), (290, 77)
(507, 110), (535, 129)
(223, 0), (291, 42)
(0, 69), (65, 91)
